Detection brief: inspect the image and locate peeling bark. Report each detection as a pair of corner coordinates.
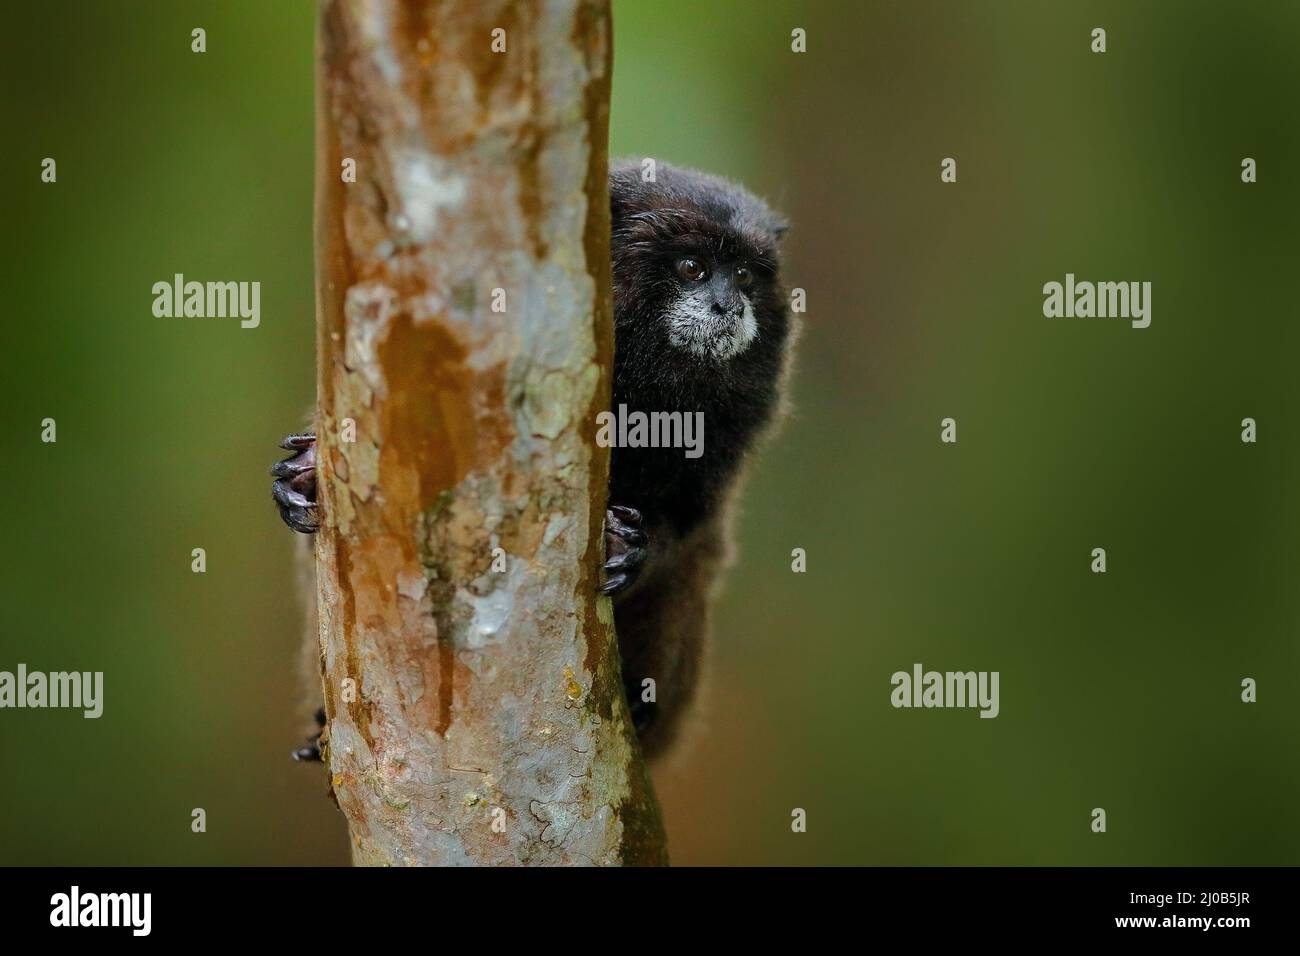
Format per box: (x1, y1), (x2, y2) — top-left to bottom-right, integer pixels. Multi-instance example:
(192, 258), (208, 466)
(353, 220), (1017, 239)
(313, 0), (666, 866)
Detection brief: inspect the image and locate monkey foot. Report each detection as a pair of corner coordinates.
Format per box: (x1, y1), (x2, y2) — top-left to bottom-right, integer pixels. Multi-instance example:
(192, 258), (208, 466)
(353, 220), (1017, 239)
(292, 707), (327, 763)
(599, 504), (648, 596)
(272, 432), (319, 534)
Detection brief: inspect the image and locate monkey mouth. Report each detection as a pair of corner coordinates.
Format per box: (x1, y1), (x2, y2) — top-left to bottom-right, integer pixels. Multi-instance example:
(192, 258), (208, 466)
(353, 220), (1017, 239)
(666, 299), (757, 361)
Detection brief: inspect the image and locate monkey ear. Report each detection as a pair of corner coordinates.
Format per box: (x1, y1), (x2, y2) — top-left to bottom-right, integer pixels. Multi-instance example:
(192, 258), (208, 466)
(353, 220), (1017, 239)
(772, 219), (790, 242)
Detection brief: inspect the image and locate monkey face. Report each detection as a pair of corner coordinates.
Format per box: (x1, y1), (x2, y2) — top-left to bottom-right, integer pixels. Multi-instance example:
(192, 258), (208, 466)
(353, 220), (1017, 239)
(662, 253), (760, 360)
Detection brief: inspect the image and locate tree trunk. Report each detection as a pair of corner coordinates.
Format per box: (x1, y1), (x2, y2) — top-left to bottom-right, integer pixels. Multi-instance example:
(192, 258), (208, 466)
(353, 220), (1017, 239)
(313, 0), (666, 866)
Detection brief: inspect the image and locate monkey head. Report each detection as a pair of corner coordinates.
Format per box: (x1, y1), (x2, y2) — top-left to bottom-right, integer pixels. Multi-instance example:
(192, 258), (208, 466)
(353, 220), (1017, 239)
(609, 161), (790, 369)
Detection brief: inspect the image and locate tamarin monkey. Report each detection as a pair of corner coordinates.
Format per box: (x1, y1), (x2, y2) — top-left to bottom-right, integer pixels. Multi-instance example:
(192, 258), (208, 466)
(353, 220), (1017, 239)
(273, 161), (794, 763)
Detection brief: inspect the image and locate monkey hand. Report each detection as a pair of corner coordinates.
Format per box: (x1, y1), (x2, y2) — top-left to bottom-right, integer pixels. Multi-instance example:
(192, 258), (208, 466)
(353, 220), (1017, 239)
(599, 504), (648, 596)
(271, 432), (319, 534)
(292, 707), (327, 763)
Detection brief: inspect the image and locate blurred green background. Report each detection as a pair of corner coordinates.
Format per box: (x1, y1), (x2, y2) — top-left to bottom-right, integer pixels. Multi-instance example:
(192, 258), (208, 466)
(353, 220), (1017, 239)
(2, 0), (1297, 865)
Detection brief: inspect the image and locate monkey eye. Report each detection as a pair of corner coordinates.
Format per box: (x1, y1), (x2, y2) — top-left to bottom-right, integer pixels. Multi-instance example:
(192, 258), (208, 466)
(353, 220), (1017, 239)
(676, 257), (708, 282)
(735, 264), (753, 289)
